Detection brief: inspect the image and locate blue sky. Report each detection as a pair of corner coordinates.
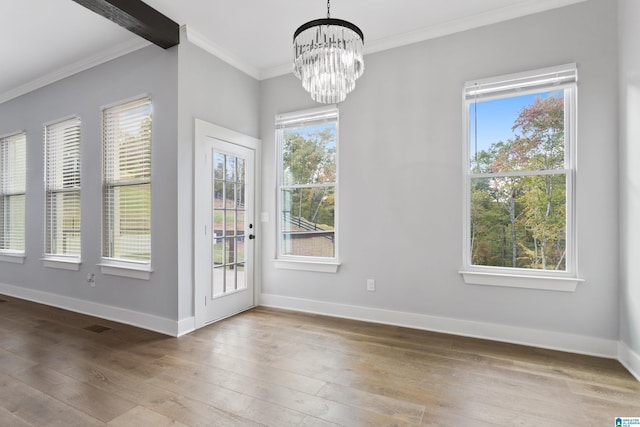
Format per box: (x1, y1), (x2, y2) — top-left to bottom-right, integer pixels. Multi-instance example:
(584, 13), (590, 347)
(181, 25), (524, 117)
(286, 122), (337, 149)
(470, 90), (562, 158)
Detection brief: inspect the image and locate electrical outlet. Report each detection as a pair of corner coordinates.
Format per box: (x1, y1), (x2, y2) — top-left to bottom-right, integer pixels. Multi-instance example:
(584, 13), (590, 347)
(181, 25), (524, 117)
(87, 273), (96, 287)
(367, 279), (375, 292)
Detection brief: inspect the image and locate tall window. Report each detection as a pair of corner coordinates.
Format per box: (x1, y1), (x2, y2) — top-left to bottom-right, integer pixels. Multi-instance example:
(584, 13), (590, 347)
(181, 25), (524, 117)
(102, 97), (152, 263)
(0, 132), (26, 253)
(276, 106), (338, 260)
(45, 117), (81, 258)
(464, 65), (577, 277)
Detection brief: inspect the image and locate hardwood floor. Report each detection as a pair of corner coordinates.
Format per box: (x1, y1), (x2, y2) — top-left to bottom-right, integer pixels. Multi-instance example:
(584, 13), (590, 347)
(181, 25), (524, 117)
(0, 295), (638, 426)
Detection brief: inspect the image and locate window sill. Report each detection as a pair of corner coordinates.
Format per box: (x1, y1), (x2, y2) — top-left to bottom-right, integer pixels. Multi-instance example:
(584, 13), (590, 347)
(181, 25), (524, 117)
(459, 270), (584, 292)
(274, 259), (340, 273)
(42, 257), (81, 271)
(98, 259), (152, 280)
(0, 252), (25, 264)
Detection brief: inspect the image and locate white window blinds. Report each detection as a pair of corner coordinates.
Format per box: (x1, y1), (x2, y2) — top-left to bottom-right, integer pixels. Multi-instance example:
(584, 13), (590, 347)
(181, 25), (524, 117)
(45, 117), (81, 257)
(464, 63), (577, 101)
(0, 132), (26, 252)
(102, 97), (152, 262)
(275, 105), (338, 129)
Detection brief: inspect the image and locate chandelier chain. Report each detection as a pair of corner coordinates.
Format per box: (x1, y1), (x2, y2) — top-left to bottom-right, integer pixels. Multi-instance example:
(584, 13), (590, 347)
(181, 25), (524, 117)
(327, 0), (331, 18)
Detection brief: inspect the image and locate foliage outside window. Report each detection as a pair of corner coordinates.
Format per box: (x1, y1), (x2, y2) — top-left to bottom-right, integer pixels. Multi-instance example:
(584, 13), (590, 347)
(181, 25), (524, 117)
(102, 97), (152, 263)
(45, 117), (81, 258)
(0, 132), (26, 253)
(464, 65), (577, 277)
(276, 106), (338, 260)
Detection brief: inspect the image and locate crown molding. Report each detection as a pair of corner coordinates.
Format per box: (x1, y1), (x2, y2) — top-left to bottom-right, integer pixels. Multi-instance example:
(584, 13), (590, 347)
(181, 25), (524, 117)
(366, 0), (588, 56)
(0, 0), (590, 99)
(184, 26), (261, 80)
(260, 0), (589, 80)
(0, 37), (150, 105)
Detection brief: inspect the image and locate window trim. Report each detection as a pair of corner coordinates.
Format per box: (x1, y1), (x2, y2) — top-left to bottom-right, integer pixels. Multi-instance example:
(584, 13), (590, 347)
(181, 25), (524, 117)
(42, 256), (81, 271)
(0, 252), (25, 264)
(275, 105), (340, 272)
(98, 258), (152, 280)
(100, 95), (152, 269)
(0, 131), (26, 257)
(43, 115), (82, 262)
(460, 64), (581, 290)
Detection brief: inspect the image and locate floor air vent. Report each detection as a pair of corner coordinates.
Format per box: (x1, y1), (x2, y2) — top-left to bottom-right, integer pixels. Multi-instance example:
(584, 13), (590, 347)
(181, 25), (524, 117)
(84, 324), (111, 333)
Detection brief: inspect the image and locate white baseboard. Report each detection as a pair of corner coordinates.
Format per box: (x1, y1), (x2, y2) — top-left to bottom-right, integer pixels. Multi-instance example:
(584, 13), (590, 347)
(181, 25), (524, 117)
(177, 316), (196, 337)
(0, 283), (184, 337)
(260, 293), (619, 359)
(0, 282), (633, 376)
(619, 341), (640, 382)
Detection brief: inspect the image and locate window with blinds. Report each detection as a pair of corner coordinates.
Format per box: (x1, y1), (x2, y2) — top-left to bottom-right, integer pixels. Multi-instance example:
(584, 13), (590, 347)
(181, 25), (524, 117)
(102, 97), (152, 263)
(0, 132), (26, 253)
(45, 117), (81, 258)
(276, 105), (338, 260)
(463, 64), (577, 277)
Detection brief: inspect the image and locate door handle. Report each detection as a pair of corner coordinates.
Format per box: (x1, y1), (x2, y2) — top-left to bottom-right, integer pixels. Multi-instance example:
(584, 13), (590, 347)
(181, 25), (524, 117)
(249, 234), (255, 240)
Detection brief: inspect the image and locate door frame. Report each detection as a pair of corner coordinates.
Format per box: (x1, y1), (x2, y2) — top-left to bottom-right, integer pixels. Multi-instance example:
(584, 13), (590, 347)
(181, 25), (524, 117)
(194, 119), (261, 330)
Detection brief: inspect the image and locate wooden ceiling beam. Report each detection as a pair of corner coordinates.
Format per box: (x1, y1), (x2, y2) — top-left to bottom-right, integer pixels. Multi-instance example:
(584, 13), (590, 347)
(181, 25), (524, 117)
(71, 0), (179, 49)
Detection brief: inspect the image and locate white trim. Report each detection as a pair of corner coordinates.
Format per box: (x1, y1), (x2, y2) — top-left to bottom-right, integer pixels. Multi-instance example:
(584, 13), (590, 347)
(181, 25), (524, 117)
(0, 38), (150, 104)
(98, 259), (152, 280)
(183, 26), (260, 80)
(42, 257), (81, 271)
(42, 114), (82, 128)
(273, 259), (340, 273)
(619, 341), (640, 383)
(275, 107), (339, 264)
(459, 270), (583, 292)
(275, 105), (338, 125)
(100, 93), (151, 112)
(260, 0), (589, 80)
(464, 63), (577, 99)
(0, 283), (180, 336)
(196, 120), (260, 150)
(261, 63), (295, 81)
(0, 253), (25, 264)
(260, 293), (618, 359)
(462, 67), (578, 280)
(194, 119), (261, 330)
(177, 316), (196, 337)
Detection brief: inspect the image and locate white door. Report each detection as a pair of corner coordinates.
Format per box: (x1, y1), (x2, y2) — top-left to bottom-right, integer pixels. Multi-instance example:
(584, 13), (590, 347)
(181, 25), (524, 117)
(195, 121), (258, 327)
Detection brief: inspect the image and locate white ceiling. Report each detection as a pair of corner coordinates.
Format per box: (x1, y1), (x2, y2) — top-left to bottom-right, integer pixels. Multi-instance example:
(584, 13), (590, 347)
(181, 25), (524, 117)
(1, 0), (586, 103)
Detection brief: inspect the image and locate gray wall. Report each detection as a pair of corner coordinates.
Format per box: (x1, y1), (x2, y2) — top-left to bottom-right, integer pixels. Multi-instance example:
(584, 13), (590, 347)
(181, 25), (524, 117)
(176, 38), (260, 321)
(619, 0), (640, 357)
(259, 0), (620, 341)
(0, 45), (180, 320)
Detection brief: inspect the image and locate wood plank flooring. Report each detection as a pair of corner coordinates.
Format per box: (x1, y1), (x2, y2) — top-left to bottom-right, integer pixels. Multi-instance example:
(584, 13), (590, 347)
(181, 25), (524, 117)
(0, 295), (639, 426)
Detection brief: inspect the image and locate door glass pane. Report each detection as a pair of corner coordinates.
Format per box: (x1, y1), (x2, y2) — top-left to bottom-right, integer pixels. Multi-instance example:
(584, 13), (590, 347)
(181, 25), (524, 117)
(226, 156), (235, 181)
(225, 211), (236, 235)
(213, 266), (224, 296)
(214, 153), (225, 179)
(214, 181), (224, 208)
(225, 264), (236, 292)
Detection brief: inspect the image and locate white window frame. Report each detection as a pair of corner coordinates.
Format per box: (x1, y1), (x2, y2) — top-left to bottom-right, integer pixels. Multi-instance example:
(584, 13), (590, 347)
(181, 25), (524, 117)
(275, 105), (340, 273)
(460, 64), (583, 291)
(42, 116), (82, 270)
(0, 131), (26, 264)
(99, 95), (153, 279)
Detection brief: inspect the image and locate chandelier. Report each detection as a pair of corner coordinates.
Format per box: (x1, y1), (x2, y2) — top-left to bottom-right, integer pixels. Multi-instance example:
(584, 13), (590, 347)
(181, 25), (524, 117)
(293, 0), (364, 104)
